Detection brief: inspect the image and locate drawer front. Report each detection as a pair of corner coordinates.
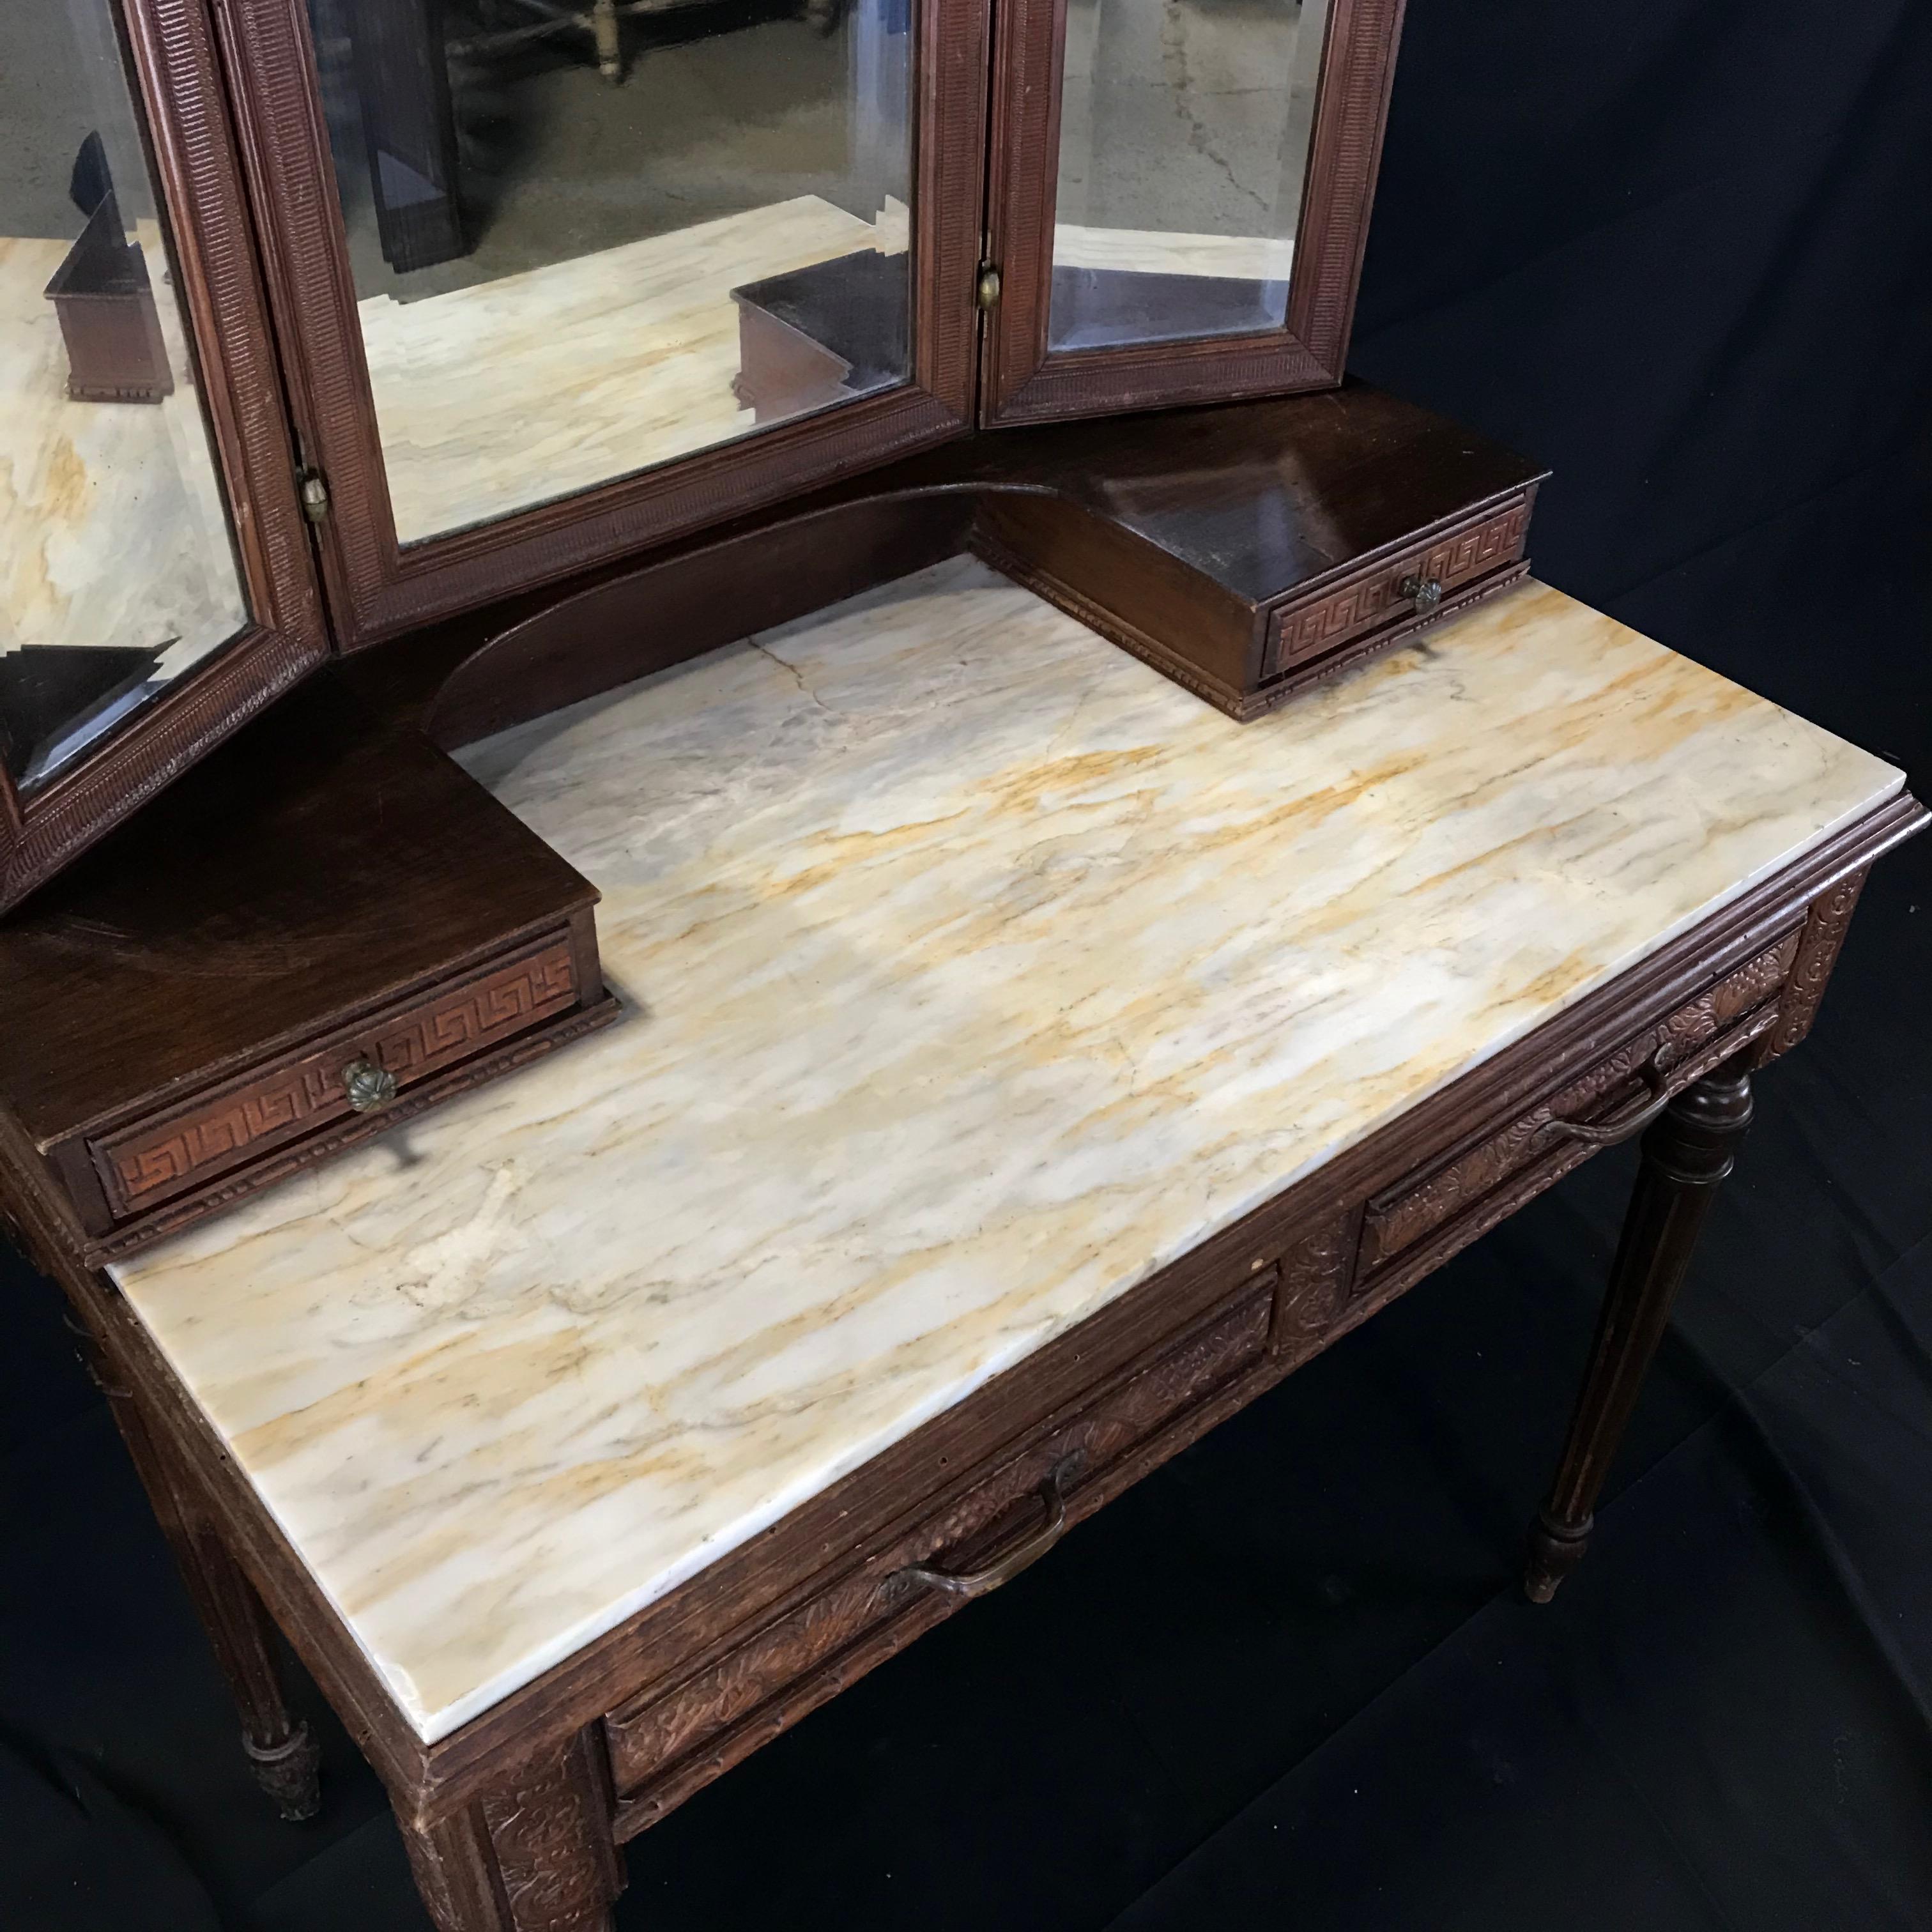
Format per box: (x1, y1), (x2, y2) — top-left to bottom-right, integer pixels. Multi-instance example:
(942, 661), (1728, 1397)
(1263, 494), (1533, 681)
(92, 931), (579, 1217)
(604, 1279), (1275, 1813)
(1359, 930), (1800, 1276)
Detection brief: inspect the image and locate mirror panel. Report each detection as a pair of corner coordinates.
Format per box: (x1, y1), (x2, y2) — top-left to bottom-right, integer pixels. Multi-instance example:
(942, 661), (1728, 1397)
(1, 0), (249, 799)
(307, 0), (916, 546)
(1047, 0), (1328, 352)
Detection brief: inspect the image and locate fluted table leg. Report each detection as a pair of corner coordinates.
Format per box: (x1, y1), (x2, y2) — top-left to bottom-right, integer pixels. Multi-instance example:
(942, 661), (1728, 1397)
(1524, 1056), (1754, 1602)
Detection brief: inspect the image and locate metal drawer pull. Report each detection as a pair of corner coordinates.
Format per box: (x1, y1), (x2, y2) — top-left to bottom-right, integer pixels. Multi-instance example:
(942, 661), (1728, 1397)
(1549, 1060), (1673, 1148)
(898, 1456), (1083, 1600)
(1399, 573), (1444, 610)
(342, 1057), (399, 1115)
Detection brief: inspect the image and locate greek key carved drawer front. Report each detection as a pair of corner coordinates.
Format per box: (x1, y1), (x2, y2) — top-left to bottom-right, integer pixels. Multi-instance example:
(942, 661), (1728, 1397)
(1262, 494), (1534, 680)
(1358, 928), (1802, 1278)
(92, 932), (579, 1217)
(603, 1278), (1275, 1826)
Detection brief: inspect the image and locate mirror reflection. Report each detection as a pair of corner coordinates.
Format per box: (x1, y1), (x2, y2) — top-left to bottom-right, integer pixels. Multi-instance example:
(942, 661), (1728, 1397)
(1, 0), (248, 799)
(1049, 0), (1328, 351)
(310, 0), (915, 546)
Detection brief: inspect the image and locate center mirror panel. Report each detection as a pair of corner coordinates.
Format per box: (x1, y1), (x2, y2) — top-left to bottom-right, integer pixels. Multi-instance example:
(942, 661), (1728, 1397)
(308, 0), (917, 546)
(1048, 0), (1328, 352)
(3, 0), (249, 795)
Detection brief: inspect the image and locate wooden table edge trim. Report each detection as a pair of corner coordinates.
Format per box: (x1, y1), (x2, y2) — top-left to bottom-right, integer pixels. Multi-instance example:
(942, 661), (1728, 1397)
(2, 785), (1920, 1836)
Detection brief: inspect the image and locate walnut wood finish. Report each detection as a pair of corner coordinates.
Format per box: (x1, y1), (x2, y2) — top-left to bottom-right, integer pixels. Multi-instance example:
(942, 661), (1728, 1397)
(335, 387), (1545, 750)
(0, 787), (1915, 1932)
(1522, 1058), (1758, 1603)
(981, 0), (1409, 425)
(0, 0), (328, 917)
(211, 0), (991, 648)
(0, 675), (615, 1264)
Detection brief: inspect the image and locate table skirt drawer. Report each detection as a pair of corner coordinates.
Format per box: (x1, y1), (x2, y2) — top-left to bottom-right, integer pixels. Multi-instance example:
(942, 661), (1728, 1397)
(89, 926), (588, 1223)
(1261, 493), (1535, 682)
(604, 1276), (1276, 1824)
(1357, 928), (1802, 1284)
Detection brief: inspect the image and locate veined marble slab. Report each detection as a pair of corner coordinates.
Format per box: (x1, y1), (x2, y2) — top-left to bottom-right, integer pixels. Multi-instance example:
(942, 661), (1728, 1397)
(0, 230), (245, 673)
(113, 564), (1901, 1744)
(361, 195), (908, 545)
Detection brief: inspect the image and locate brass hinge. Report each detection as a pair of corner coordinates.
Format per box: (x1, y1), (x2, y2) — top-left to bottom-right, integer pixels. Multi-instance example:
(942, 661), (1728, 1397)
(298, 468), (330, 523)
(975, 263), (1002, 311)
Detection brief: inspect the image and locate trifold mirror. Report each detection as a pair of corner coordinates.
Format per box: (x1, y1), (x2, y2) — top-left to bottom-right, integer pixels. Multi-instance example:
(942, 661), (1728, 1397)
(0, 0), (325, 916)
(218, 0), (1407, 646)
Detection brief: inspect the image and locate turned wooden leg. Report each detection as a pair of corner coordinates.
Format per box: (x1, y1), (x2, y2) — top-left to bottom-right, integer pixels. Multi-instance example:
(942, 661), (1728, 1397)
(398, 1726), (625, 1932)
(88, 1342), (322, 1820)
(1524, 1057), (1754, 1602)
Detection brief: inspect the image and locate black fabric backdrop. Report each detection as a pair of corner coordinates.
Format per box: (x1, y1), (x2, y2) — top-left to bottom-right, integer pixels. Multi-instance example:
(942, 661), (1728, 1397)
(4, 3), (1931, 1926)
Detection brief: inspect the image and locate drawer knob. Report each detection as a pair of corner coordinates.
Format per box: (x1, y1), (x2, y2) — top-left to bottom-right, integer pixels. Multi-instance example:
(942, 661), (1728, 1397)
(1549, 1060), (1673, 1148)
(1399, 573), (1445, 610)
(897, 1452), (1085, 1600)
(342, 1057), (399, 1115)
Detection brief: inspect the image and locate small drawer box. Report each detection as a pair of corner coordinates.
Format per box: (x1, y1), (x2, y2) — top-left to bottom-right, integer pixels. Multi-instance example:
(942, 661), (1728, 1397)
(91, 927), (587, 1223)
(1262, 495), (1535, 682)
(966, 383), (1551, 723)
(0, 678), (617, 1268)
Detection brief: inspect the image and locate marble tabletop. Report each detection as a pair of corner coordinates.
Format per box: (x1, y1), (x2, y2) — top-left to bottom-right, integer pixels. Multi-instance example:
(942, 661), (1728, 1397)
(112, 561), (1901, 1744)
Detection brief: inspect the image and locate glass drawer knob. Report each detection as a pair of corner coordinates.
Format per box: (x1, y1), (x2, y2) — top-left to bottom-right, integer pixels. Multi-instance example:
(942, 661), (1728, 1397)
(342, 1057), (398, 1114)
(1400, 574), (1445, 610)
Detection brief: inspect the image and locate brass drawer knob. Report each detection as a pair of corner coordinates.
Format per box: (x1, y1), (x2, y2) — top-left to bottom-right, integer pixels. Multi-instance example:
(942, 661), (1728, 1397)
(1399, 573), (1444, 610)
(341, 1057), (399, 1115)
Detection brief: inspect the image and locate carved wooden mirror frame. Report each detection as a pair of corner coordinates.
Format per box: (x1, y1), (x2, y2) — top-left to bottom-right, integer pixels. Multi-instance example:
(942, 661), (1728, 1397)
(211, 0), (993, 650)
(977, 0), (1407, 425)
(0, 0), (329, 917)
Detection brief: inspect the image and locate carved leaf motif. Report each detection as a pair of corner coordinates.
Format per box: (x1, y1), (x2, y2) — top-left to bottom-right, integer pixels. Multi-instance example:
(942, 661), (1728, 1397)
(479, 1735), (619, 1932)
(1767, 871), (1867, 1057)
(1273, 1213), (1354, 1360)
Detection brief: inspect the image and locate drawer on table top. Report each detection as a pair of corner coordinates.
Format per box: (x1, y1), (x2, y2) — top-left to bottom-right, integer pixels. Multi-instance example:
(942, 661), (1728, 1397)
(1356, 928), (1802, 1285)
(604, 1273), (1277, 1821)
(88, 927), (586, 1224)
(1261, 492), (1535, 683)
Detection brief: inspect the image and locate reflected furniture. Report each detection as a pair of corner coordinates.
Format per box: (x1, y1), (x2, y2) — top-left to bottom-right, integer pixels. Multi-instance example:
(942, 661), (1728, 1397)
(44, 192), (176, 403)
(3, 566), (1919, 1931)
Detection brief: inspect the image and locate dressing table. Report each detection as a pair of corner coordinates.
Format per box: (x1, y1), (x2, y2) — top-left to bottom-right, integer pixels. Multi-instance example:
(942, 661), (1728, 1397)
(0, 0), (1924, 1928)
(5, 563), (1921, 1929)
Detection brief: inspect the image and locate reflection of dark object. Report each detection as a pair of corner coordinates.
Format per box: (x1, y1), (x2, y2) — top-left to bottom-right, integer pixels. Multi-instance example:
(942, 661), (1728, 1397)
(69, 131), (116, 219)
(1048, 266), (1285, 353)
(350, 0), (467, 272)
(446, 0), (845, 88)
(730, 250), (908, 425)
(0, 644), (164, 791)
(43, 192), (176, 404)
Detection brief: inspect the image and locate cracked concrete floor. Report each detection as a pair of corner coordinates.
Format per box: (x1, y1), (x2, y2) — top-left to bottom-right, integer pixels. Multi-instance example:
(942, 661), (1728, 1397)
(1059, 0), (1323, 243)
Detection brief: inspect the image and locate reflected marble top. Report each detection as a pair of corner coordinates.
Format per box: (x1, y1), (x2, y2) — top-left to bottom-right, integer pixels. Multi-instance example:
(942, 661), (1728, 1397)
(112, 562), (1901, 1743)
